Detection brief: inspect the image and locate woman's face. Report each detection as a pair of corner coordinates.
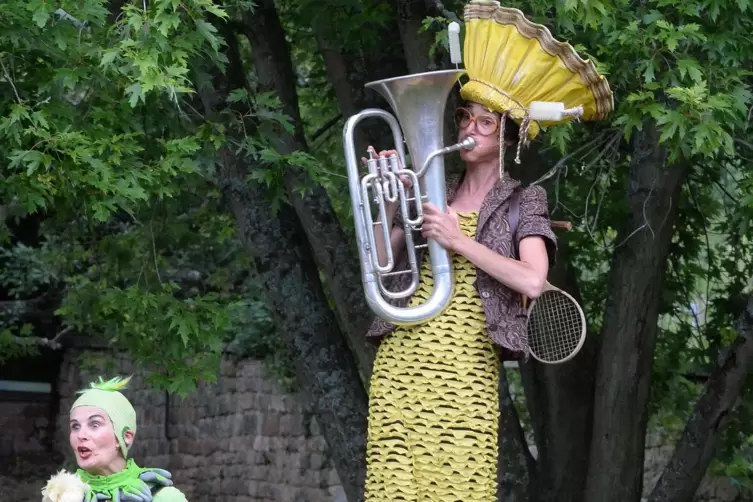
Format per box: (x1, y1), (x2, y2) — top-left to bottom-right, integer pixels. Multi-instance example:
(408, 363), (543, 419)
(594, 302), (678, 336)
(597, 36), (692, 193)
(69, 406), (123, 475)
(456, 102), (503, 165)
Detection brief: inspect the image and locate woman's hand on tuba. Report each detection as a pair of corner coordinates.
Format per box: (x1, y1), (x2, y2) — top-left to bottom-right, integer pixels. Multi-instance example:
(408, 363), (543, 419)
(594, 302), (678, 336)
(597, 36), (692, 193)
(361, 147), (413, 216)
(361, 147), (413, 188)
(421, 203), (464, 251)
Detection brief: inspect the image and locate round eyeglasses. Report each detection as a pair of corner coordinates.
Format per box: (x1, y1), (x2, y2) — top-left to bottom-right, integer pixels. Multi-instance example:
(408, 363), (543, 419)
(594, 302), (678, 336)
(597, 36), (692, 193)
(454, 107), (500, 136)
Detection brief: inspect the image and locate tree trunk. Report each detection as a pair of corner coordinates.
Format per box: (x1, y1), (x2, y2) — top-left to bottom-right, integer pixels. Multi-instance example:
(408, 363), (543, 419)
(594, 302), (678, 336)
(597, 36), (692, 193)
(498, 366), (537, 502)
(510, 143), (597, 502)
(198, 27), (370, 501)
(396, 0), (436, 73)
(520, 253), (596, 502)
(241, 0), (377, 380)
(648, 292), (753, 502)
(311, 6), (409, 152)
(585, 123), (689, 502)
(218, 151), (369, 502)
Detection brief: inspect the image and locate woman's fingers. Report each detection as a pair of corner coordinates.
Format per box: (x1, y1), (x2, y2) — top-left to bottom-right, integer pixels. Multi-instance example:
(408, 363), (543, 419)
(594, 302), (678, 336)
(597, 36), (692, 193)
(422, 202), (440, 215)
(398, 174), (412, 189)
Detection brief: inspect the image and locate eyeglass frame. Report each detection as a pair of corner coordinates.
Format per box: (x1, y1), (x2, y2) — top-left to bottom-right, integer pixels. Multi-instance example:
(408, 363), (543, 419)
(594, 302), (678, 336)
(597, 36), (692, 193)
(453, 107), (501, 137)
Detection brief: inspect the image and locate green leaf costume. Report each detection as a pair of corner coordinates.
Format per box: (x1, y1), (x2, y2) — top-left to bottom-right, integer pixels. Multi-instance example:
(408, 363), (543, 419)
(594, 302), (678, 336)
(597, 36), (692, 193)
(76, 459), (186, 502)
(44, 376), (188, 502)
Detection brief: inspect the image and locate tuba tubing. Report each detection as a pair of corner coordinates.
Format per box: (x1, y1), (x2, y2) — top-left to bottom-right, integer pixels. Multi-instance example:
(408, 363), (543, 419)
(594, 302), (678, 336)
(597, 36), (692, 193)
(343, 70), (472, 326)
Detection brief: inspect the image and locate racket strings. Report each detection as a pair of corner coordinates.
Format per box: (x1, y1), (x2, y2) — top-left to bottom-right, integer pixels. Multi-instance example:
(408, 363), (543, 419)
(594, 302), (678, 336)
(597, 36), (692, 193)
(528, 290), (584, 363)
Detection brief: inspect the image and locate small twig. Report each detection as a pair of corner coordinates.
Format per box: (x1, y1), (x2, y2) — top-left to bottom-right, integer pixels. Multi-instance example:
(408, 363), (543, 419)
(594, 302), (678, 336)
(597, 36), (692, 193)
(432, 0), (462, 23)
(688, 180), (713, 327)
(576, 130), (622, 241)
(531, 129), (619, 187)
(641, 175), (658, 240)
(0, 57), (22, 104)
(13, 326), (71, 350)
(710, 178), (738, 203)
(150, 220), (162, 283)
(310, 114), (343, 143)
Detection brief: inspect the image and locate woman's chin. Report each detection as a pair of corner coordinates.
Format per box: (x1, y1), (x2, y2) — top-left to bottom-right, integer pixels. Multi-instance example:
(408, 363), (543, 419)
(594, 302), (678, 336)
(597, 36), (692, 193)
(75, 456), (97, 471)
(459, 150), (476, 163)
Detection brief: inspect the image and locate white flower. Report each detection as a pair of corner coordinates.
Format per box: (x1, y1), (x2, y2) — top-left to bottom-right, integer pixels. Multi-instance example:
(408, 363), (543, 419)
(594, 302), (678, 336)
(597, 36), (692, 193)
(41, 470), (90, 502)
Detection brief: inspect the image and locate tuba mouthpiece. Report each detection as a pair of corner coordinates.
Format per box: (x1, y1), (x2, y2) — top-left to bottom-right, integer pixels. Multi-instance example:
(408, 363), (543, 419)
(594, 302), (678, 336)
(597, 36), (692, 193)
(460, 137), (476, 149)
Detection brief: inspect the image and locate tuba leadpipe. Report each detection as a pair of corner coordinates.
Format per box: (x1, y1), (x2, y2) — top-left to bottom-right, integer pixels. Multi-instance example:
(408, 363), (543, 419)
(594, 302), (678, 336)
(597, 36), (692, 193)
(343, 70), (475, 326)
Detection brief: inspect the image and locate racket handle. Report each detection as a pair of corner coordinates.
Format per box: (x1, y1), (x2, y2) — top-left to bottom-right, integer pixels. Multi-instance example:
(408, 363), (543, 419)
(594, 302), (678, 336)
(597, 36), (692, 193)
(521, 294), (528, 310)
(551, 220), (573, 231)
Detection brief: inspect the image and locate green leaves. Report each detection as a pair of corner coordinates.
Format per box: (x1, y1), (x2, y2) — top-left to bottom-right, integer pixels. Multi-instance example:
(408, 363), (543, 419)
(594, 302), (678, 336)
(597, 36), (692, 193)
(58, 280), (234, 396)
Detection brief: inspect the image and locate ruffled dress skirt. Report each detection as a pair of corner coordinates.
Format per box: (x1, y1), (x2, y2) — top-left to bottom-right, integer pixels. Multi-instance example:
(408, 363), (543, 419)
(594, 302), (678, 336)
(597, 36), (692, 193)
(365, 211), (499, 501)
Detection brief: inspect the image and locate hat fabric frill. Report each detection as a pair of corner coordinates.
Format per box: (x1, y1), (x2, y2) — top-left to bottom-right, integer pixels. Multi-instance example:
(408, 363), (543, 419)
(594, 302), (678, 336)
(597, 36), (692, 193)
(459, 0), (614, 140)
(71, 376), (136, 460)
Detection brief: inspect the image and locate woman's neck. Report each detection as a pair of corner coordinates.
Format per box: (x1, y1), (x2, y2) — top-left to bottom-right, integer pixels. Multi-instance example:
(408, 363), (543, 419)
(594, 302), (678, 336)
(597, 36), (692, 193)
(460, 162), (501, 196)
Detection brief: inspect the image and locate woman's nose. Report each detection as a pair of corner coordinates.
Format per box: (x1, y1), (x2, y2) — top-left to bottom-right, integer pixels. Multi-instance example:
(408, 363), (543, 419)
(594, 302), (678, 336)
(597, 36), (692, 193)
(464, 119), (478, 134)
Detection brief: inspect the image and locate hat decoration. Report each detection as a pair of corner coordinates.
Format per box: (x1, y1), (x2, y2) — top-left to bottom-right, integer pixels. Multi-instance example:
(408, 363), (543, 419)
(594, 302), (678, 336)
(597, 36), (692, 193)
(451, 1), (613, 173)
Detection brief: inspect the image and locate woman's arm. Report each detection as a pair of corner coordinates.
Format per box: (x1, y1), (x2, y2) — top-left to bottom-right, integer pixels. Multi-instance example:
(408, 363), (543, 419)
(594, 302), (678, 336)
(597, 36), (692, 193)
(453, 236), (549, 298)
(421, 185), (556, 298)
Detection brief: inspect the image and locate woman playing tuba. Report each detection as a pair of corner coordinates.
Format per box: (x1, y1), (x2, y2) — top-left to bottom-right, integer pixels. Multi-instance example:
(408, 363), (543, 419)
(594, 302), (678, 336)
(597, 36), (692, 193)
(361, 1), (613, 500)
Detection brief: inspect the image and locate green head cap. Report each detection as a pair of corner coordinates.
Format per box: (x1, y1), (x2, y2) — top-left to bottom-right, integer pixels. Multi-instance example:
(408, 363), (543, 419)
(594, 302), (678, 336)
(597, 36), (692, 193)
(71, 376), (136, 459)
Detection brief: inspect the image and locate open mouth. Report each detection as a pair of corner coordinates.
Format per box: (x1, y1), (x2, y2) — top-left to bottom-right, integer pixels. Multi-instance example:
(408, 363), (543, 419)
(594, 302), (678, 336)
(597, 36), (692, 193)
(77, 446), (92, 459)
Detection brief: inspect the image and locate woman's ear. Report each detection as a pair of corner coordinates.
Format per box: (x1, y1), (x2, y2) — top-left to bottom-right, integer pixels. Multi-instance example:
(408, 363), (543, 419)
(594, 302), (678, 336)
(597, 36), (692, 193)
(123, 429), (135, 447)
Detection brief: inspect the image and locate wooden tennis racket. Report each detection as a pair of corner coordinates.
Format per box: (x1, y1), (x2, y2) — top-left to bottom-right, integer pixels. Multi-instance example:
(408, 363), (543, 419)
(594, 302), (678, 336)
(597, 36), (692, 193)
(522, 219), (586, 364)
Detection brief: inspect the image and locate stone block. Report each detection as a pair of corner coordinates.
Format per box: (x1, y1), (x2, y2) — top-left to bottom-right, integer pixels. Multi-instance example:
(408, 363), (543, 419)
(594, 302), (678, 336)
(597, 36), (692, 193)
(242, 412), (260, 435)
(310, 453), (324, 470)
(262, 413), (280, 436)
(238, 392), (254, 411)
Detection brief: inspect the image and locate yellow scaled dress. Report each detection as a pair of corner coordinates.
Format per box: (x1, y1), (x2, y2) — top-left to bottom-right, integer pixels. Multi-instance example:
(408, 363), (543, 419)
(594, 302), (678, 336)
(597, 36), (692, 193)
(365, 211), (499, 501)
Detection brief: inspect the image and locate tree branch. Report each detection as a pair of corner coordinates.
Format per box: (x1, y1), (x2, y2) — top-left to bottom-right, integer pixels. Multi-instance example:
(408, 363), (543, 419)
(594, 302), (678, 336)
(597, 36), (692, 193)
(310, 113), (343, 143)
(12, 326), (72, 350)
(431, 0), (462, 23)
(647, 291), (753, 502)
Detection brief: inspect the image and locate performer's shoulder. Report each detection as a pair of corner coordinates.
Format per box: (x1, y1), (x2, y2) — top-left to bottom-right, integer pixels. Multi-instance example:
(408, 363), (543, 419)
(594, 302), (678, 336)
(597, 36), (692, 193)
(153, 485), (189, 502)
(520, 183), (548, 202)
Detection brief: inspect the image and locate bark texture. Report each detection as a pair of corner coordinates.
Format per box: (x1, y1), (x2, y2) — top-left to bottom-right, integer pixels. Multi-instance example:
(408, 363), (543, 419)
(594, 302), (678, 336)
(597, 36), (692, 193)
(311, 3), (409, 153)
(510, 144), (597, 502)
(200, 27), (370, 502)
(520, 245), (596, 502)
(498, 366), (536, 502)
(218, 164), (369, 502)
(585, 123), (689, 502)
(242, 0), (377, 379)
(396, 0), (436, 73)
(648, 293), (753, 502)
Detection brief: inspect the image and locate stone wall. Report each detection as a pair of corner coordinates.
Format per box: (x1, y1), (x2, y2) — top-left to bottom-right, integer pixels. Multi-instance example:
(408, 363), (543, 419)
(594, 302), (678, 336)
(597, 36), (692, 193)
(0, 400), (51, 457)
(2, 347), (745, 502)
(7, 348), (344, 502)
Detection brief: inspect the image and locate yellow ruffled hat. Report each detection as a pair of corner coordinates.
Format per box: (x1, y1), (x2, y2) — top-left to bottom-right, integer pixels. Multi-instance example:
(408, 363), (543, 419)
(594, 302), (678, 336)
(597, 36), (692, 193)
(459, 1), (613, 141)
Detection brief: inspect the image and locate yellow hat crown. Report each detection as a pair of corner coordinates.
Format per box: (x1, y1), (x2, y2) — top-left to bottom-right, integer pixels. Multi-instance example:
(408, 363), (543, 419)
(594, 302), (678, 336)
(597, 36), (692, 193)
(459, 1), (613, 140)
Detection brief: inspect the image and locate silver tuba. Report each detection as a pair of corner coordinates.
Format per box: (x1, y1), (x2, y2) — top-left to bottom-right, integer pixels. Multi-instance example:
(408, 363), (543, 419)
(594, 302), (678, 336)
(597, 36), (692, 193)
(343, 70), (475, 325)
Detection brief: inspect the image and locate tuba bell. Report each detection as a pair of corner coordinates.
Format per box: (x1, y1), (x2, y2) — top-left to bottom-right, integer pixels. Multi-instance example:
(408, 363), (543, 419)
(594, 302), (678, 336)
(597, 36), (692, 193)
(343, 70), (475, 325)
